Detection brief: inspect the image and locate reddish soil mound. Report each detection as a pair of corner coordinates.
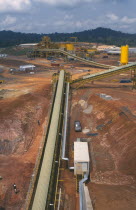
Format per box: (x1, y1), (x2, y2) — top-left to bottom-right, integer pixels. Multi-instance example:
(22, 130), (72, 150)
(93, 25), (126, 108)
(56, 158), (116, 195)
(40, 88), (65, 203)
(0, 84), (51, 209)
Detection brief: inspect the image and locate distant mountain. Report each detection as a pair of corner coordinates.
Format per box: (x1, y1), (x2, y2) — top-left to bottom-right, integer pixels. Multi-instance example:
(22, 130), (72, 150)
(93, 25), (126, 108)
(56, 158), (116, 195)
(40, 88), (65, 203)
(0, 27), (136, 47)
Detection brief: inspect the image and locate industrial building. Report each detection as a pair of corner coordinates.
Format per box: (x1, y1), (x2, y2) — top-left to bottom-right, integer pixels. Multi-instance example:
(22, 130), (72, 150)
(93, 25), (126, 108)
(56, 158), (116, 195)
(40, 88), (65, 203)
(19, 43), (38, 48)
(106, 50), (120, 55)
(74, 142), (90, 175)
(97, 45), (119, 51)
(19, 65), (36, 72)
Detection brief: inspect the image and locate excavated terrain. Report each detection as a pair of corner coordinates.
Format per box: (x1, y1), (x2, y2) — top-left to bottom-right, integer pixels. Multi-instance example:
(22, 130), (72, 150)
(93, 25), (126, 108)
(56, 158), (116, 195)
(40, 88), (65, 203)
(68, 80), (136, 210)
(0, 62), (52, 209)
(0, 54), (136, 210)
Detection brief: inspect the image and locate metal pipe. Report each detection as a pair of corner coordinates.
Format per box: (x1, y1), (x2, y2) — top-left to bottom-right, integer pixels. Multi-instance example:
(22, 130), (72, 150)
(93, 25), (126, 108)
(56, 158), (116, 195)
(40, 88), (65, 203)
(61, 83), (74, 170)
(62, 82), (69, 159)
(79, 173), (89, 210)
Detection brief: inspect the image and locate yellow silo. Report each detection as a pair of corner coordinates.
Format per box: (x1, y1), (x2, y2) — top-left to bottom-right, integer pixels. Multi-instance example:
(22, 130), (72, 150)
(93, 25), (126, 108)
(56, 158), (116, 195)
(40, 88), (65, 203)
(66, 44), (74, 51)
(120, 45), (129, 65)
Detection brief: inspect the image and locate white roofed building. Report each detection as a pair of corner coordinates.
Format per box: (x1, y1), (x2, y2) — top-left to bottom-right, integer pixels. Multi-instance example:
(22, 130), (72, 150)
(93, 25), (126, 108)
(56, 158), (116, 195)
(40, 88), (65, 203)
(19, 65), (36, 71)
(74, 142), (90, 175)
(19, 43), (38, 48)
(97, 45), (119, 51)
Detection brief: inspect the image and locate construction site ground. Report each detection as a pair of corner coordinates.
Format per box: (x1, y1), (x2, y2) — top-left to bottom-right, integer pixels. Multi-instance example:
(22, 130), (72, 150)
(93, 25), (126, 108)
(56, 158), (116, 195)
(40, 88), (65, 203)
(0, 56), (54, 209)
(54, 55), (136, 210)
(66, 76), (136, 210)
(0, 55), (94, 210)
(0, 54), (136, 210)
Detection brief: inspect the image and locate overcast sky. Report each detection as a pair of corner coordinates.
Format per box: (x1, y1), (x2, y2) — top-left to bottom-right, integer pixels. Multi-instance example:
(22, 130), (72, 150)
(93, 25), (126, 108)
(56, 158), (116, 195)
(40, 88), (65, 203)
(0, 0), (136, 34)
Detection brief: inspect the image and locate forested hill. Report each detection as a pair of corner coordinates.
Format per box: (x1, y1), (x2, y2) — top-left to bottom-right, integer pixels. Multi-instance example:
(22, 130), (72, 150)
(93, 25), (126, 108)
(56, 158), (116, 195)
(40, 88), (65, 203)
(0, 27), (136, 47)
(0, 31), (43, 47)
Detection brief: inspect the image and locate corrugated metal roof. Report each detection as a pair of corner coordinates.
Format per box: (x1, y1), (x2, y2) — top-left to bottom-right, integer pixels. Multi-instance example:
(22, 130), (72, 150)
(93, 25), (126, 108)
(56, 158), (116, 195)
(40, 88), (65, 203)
(20, 43), (38, 46)
(74, 142), (90, 162)
(20, 65), (36, 69)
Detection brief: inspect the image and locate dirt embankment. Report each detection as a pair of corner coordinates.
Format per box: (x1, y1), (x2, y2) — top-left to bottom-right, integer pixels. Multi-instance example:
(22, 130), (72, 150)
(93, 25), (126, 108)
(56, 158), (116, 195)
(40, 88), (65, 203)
(89, 94), (136, 179)
(86, 94), (136, 210)
(0, 84), (51, 209)
(69, 86), (136, 210)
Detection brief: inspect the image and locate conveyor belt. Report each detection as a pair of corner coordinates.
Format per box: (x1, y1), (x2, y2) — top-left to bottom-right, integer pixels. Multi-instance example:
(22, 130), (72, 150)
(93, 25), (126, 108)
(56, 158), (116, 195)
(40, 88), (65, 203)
(31, 70), (65, 210)
(71, 62), (136, 88)
(35, 49), (115, 69)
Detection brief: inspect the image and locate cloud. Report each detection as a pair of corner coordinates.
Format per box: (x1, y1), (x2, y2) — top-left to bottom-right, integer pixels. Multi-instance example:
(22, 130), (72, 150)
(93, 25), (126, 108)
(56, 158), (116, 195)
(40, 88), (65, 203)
(2, 15), (17, 26)
(106, 13), (119, 21)
(35, 0), (121, 7)
(36, 0), (99, 7)
(0, 0), (31, 12)
(121, 16), (136, 24)
(105, 13), (136, 25)
(0, 0), (135, 34)
(64, 14), (73, 20)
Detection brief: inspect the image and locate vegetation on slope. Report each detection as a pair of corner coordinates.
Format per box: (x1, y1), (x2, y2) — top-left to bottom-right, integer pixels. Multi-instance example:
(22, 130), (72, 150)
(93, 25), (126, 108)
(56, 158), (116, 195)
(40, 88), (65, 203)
(0, 27), (136, 47)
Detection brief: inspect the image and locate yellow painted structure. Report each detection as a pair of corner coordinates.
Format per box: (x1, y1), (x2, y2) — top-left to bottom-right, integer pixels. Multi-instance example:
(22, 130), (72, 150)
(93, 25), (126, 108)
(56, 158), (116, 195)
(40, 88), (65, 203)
(59, 43), (66, 49)
(87, 49), (97, 53)
(66, 43), (74, 51)
(86, 53), (90, 57)
(120, 45), (129, 65)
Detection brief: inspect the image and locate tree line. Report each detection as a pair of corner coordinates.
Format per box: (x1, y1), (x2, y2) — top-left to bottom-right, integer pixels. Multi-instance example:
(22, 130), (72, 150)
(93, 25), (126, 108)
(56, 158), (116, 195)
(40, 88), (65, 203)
(0, 27), (136, 48)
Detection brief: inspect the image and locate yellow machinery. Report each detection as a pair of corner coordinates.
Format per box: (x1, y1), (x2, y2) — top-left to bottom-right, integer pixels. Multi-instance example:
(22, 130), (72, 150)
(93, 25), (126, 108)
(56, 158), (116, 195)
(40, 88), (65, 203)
(66, 43), (74, 51)
(37, 36), (58, 49)
(120, 45), (129, 65)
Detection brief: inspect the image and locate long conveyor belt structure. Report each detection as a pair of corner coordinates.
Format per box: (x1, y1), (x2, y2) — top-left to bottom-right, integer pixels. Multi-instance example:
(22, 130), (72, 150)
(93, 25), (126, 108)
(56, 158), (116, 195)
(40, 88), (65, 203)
(33, 48), (115, 69)
(71, 62), (136, 88)
(31, 70), (65, 210)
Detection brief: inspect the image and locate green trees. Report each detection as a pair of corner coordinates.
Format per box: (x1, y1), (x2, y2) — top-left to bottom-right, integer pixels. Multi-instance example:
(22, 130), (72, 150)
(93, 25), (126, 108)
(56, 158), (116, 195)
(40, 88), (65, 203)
(0, 28), (136, 48)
